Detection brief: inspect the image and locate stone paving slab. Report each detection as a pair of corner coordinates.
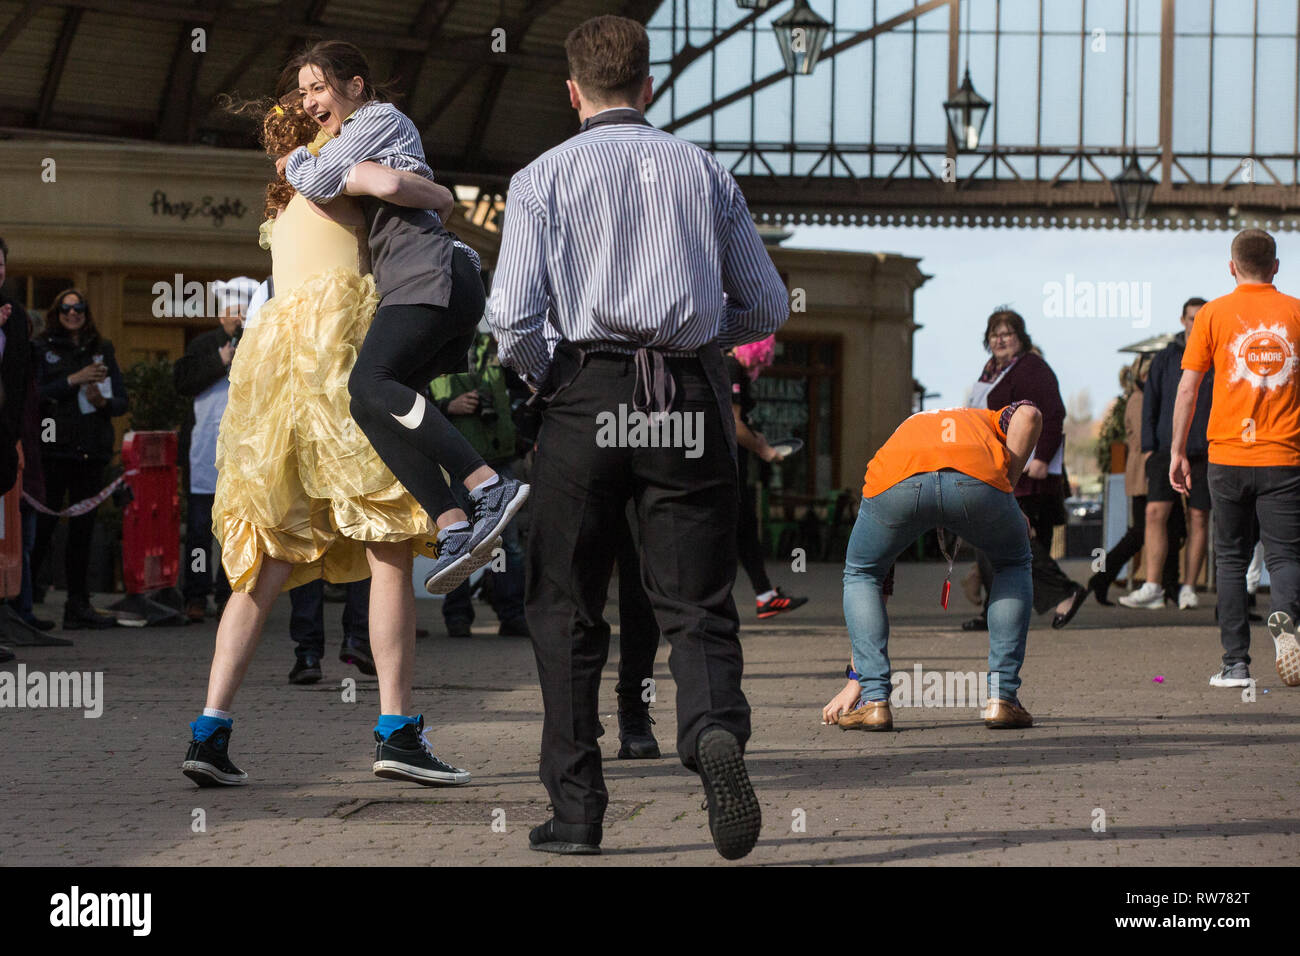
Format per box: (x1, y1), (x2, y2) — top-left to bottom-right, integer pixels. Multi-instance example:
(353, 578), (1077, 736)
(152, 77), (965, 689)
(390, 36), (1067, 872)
(1, 559), (1297, 866)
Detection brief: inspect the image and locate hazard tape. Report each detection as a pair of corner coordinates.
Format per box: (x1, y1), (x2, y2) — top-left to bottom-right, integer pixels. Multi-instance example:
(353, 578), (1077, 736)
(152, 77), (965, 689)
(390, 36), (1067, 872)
(21, 469), (139, 518)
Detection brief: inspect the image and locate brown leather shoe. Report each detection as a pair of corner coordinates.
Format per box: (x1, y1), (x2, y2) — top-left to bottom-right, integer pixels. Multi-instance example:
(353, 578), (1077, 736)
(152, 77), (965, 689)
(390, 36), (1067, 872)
(837, 700), (893, 731)
(185, 599), (207, 624)
(983, 698), (1033, 729)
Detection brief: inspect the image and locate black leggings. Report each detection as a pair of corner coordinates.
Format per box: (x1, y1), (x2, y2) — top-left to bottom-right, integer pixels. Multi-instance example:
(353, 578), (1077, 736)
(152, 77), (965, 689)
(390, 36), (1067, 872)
(32, 457), (106, 601)
(348, 247), (487, 520)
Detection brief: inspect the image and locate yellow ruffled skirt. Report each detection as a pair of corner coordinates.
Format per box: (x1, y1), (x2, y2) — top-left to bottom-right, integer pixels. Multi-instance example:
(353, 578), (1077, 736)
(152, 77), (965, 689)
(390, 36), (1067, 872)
(213, 267), (437, 592)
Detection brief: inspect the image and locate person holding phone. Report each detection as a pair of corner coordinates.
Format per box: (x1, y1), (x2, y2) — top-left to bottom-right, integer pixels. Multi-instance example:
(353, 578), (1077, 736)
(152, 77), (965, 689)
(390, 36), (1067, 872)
(31, 289), (129, 629)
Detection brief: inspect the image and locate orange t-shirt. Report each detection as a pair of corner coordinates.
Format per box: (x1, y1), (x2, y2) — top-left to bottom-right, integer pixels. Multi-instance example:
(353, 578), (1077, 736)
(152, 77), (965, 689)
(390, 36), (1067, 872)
(862, 407), (1012, 498)
(1182, 283), (1300, 467)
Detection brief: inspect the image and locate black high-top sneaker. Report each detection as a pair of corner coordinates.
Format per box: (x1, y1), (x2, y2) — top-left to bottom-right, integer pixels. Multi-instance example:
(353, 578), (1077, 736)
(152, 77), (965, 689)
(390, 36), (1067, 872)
(373, 716), (471, 786)
(182, 726), (248, 787)
(617, 708), (661, 759)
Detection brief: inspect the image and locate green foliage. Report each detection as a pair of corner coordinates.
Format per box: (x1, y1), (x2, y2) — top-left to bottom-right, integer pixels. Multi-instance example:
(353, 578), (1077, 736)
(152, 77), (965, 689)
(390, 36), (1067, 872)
(1096, 393), (1127, 473)
(124, 358), (188, 432)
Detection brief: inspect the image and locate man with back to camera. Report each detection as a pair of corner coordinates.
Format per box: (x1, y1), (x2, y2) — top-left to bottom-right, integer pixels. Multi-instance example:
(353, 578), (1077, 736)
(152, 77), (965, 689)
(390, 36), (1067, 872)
(1170, 229), (1300, 689)
(488, 15), (789, 859)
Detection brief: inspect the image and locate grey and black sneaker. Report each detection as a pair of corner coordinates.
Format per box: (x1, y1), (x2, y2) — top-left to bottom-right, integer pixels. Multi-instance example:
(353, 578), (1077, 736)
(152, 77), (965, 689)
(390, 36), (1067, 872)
(696, 726), (761, 861)
(1208, 662), (1253, 688)
(182, 725), (248, 787)
(372, 716), (471, 786)
(1267, 611), (1300, 687)
(424, 476), (530, 594)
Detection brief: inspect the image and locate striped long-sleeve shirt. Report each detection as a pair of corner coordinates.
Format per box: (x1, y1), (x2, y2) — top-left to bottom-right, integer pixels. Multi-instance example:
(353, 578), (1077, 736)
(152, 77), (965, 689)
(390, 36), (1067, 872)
(284, 101), (432, 203)
(489, 116), (790, 387)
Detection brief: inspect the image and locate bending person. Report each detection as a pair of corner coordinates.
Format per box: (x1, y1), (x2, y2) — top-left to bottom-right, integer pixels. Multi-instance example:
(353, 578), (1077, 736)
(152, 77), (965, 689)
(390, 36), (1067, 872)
(824, 402), (1042, 731)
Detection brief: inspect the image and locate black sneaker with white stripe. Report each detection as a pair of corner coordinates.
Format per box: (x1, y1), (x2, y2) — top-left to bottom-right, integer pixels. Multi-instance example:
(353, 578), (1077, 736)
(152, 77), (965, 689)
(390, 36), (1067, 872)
(372, 716), (471, 786)
(182, 726), (248, 787)
(424, 477), (529, 594)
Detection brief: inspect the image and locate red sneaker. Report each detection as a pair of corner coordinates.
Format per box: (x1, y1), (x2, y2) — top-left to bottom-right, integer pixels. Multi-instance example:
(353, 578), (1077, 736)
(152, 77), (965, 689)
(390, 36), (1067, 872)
(756, 588), (808, 619)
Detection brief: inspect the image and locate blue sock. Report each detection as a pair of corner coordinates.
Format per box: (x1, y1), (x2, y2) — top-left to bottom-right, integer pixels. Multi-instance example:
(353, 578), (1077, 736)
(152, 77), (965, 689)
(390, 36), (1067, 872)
(375, 714), (419, 739)
(190, 714), (232, 742)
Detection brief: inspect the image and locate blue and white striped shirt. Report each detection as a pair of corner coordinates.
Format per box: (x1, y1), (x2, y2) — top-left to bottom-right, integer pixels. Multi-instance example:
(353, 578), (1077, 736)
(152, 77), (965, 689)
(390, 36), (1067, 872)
(488, 116), (789, 386)
(285, 101), (433, 203)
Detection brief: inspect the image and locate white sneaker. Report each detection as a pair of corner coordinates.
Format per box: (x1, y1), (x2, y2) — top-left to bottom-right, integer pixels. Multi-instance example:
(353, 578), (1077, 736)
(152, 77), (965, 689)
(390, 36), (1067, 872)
(1267, 611), (1300, 687)
(1208, 663), (1253, 688)
(1119, 581), (1165, 609)
(1178, 585), (1198, 610)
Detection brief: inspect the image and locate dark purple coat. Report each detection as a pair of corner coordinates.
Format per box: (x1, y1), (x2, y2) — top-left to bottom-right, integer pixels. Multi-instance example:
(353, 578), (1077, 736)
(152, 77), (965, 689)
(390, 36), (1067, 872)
(985, 351), (1067, 500)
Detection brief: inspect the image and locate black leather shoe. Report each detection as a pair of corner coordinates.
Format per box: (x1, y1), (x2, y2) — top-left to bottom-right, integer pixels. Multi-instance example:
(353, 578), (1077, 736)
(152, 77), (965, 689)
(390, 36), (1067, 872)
(617, 709), (661, 759)
(289, 655), (323, 684)
(1087, 572), (1113, 606)
(497, 616), (530, 638)
(528, 818), (601, 855)
(962, 615), (988, 631)
(21, 613), (55, 632)
(62, 600), (116, 630)
(696, 726), (761, 860)
(445, 617), (472, 639)
(340, 640), (376, 676)
(1051, 584), (1088, 630)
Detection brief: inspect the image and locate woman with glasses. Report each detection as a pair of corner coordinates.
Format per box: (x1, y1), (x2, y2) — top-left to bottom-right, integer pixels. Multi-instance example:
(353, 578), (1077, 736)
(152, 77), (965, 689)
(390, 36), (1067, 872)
(963, 309), (1088, 632)
(31, 289), (128, 629)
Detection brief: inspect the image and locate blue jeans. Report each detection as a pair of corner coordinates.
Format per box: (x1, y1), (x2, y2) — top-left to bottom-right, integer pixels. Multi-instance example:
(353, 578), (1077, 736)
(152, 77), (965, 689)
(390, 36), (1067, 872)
(843, 470), (1033, 703)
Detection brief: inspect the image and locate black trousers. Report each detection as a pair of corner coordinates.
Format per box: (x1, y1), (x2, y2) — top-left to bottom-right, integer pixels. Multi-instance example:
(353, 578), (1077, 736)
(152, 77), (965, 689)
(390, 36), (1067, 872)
(977, 493), (1078, 615)
(1095, 494), (1184, 594)
(348, 246), (485, 520)
(1208, 463), (1300, 667)
(289, 577), (370, 660)
(526, 353), (749, 827)
(32, 456), (105, 601)
(611, 507), (661, 713)
(183, 492), (233, 604)
(735, 451), (773, 596)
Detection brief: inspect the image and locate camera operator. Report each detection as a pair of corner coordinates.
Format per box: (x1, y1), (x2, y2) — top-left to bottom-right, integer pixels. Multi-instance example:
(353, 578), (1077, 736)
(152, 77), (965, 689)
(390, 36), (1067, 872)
(429, 331), (529, 638)
(174, 276), (260, 623)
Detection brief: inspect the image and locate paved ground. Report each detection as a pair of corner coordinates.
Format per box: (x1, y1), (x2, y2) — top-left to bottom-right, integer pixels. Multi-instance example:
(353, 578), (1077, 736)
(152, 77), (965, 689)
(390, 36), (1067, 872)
(2, 558), (1297, 866)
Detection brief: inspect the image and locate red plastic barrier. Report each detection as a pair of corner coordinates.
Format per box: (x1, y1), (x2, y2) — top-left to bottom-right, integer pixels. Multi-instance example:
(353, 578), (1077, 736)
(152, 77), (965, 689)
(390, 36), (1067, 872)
(0, 459), (23, 600)
(121, 430), (180, 594)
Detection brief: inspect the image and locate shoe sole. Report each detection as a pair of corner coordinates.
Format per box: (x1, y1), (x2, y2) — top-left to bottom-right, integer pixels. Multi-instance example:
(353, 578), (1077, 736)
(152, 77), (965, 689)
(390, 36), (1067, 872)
(756, 603), (806, 619)
(1267, 612), (1300, 687)
(838, 719), (893, 731)
(1209, 676), (1254, 688)
(288, 672), (322, 685)
(423, 537), (501, 596)
(984, 717), (1033, 729)
(529, 841), (601, 855)
(696, 728), (761, 861)
(181, 760), (248, 787)
(469, 484), (530, 559)
(372, 761), (471, 786)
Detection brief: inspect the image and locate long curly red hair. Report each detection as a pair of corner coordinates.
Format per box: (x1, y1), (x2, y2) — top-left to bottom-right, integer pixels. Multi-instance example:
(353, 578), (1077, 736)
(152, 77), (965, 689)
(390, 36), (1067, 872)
(221, 94), (321, 218)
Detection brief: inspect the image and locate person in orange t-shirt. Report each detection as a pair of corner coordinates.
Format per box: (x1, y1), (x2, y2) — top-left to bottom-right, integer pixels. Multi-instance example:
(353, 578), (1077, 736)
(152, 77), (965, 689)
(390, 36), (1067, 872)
(1171, 228), (1300, 690)
(822, 401), (1041, 732)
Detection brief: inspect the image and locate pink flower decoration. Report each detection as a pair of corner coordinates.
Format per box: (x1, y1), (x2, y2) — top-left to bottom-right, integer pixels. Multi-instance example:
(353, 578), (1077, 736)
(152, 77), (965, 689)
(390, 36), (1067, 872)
(1152, 675), (1165, 683)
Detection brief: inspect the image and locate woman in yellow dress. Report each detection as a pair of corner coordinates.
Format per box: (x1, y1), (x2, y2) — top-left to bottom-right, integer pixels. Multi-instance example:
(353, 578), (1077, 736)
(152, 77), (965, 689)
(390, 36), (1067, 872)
(182, 102), (475, 789)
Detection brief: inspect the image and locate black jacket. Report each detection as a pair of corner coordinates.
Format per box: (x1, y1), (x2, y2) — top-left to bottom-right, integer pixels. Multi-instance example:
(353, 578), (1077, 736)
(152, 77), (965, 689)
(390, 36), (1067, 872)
(32, 330), (129, 462)
(0, 294), (32, 492)
(1142, 331), (1213, 457)
(172, 325), (235, 484)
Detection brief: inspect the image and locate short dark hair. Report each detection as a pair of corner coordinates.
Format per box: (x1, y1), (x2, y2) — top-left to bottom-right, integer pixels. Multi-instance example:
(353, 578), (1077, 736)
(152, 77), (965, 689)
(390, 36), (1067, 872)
(565, 15), (650, 105)
(0, 236), (8, 261)
(982, 307), (1033, 354)
(1181, 296), (1206, 317)
(1231, 228), (1277, 280)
